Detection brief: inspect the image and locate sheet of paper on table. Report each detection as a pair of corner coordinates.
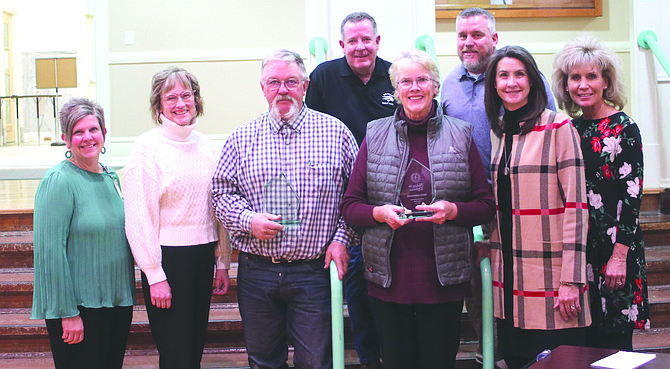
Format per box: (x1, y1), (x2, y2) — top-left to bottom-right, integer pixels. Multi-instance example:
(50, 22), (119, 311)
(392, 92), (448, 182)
(590, 351), (656, 369)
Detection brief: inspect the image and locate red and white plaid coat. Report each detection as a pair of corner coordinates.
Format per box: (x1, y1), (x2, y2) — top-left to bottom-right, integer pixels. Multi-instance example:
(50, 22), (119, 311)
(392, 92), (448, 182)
(490, 111), (592, 330)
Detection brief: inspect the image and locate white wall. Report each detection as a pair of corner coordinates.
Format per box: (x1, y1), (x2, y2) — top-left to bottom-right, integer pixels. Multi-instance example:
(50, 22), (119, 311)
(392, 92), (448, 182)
(305, 0), (435, 71)
(0, 0), (92, 142)
(5, 0), (663, 190)
(632, 0), (670, 189)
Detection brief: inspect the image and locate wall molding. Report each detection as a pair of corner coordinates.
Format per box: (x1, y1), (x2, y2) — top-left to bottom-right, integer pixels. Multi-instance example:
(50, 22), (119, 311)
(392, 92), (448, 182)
(108, 47), (309, 65)
(435, 41), (631, 57)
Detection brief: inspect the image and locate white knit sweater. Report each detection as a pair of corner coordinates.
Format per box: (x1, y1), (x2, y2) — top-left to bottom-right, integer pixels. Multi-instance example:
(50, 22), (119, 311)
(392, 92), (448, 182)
(124, 116), (230, 285)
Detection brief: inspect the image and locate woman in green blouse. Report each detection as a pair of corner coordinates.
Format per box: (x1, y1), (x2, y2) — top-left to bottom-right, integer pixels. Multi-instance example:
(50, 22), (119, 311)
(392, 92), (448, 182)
(31, 98), (137, 369)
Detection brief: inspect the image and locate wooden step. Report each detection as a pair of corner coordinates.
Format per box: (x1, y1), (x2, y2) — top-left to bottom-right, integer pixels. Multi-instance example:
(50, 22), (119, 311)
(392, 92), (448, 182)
(0, 303), (245, 354)
(1, 203), (669, 366)
(0, 232), (32, 269)
(0, 231), (245, 269)
(0, 344), (484, 369)
(0, 266), (240, 309)
(0, 299), (481, 357)
(649, 285), (670, 328)
(640, 211), (670, 247)
(646, 245), (670, 286)
(0, 303), (481, 368)
(0, 210), (33, 233)
(634, 327), (670, 354)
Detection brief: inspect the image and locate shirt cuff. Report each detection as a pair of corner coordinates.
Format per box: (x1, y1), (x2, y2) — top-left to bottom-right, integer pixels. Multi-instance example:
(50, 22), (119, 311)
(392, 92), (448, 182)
(143, 265), (167, 285)
(239, 209), (257, 234)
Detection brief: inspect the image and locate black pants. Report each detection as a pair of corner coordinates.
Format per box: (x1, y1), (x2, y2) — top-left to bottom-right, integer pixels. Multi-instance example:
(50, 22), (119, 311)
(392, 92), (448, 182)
(497, 317), (587, 369)
(372, 297), (463, 369)
(46, 305), (133, 369)
(586, 324), (634, 351)
(142, 242), (216, 369)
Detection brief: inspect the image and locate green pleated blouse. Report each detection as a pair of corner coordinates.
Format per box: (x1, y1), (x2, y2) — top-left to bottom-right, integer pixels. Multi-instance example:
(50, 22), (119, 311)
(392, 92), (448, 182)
(31, 160), (137, 320)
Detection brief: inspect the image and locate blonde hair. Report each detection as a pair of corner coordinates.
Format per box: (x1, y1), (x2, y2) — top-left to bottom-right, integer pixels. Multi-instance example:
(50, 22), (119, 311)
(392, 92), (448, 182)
(552, 34), (626, 118)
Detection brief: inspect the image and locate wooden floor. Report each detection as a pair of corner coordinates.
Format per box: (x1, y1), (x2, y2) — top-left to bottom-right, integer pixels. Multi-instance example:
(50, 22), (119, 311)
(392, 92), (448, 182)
(0, 143), (67, 210)
(0, 142), (128, 210)
(0, 180), (39, 210)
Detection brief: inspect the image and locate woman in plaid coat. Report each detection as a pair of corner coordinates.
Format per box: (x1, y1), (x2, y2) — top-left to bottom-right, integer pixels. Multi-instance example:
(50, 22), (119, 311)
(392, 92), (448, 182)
(484, 46), (591, 369)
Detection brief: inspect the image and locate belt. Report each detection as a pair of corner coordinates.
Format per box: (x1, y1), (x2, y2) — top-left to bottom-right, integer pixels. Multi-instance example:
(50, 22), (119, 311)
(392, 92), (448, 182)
(242, 252), (324, 265)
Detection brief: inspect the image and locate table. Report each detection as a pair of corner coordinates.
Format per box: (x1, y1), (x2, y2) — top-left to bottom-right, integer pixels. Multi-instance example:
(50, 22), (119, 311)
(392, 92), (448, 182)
(529, 345), (670, 368)
(0, 94), (60, 146)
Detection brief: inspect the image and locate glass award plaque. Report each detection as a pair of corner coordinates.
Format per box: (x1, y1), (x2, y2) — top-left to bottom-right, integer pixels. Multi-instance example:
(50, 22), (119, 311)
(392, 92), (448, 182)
(398, 159), (435, 219)
(263, 173), (300, 227)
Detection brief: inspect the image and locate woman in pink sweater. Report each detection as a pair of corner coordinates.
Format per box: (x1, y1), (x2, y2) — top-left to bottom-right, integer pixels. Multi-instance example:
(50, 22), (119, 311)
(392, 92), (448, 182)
(124, 67), (231, 369)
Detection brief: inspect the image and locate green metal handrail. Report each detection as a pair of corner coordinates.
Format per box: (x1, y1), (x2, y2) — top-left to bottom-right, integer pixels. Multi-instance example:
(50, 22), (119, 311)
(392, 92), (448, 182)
(415, 35), (441, 79)
(474, 225), (494, 369)
(309, 37), (329, 65)
(638, 30), (670, 78)
(330, 259), (345, 369)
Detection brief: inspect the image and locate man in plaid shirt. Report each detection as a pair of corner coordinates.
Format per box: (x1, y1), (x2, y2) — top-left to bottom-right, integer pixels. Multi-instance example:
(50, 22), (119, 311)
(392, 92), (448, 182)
(212, 49), (358, 368)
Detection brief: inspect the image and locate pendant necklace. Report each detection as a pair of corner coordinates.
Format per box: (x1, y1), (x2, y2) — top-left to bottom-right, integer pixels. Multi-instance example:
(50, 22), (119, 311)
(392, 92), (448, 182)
(503, 144), (511, 176)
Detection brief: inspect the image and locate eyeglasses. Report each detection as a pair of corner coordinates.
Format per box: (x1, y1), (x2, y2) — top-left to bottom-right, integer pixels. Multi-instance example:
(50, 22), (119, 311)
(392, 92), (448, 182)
(264, 79), (302, 91)
(397, 77), (436, 90)
(162, 91), (194, 104)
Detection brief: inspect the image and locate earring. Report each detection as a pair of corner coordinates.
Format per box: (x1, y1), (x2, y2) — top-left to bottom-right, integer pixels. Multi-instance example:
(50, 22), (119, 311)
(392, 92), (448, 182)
(65, 150), (72, 159)
(101, 146), (107, 154)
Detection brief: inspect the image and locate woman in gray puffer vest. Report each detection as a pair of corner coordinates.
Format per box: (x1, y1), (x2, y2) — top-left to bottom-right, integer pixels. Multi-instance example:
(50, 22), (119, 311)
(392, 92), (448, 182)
(340, 49), (495, 369)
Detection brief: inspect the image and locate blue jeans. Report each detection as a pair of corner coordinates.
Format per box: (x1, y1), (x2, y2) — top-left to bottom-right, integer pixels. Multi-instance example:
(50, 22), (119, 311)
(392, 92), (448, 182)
(237, 253), (332, 369)
(345, 244), (381, 364)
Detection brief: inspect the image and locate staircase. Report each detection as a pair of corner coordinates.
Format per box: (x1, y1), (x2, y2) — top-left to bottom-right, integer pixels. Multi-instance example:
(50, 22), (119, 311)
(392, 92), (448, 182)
(0, 208), (480, 368)
(1, 192), (668, 368)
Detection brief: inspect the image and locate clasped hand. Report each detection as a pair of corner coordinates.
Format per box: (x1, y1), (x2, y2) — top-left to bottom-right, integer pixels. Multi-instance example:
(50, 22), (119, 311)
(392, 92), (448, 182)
(251, 213), (284, 240)
(415, 200), (458, 224)
(373, 201), (457, 229)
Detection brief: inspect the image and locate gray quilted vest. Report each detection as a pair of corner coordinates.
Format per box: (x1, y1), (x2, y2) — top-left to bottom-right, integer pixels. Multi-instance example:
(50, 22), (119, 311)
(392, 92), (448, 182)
(363, 107), (474, 288)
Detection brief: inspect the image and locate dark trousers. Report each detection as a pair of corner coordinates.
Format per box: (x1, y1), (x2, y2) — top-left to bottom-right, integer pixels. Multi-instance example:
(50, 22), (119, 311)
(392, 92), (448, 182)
(497, 317), (587, 369)
(586, 324), (634, 351)
(46, 305), (133, 369)
(344, 244), (381, 365)
(141, 242), (216, 369)
(237, 252), (332, 369)
(372, 297), (464, 369)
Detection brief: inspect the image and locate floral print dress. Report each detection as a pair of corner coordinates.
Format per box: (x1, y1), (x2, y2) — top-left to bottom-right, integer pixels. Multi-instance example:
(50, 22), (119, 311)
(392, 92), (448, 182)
(573, 112), (649, 334)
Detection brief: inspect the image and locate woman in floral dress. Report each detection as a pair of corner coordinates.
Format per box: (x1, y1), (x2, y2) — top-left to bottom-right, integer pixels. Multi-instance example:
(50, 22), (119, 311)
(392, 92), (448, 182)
(553, 34), (649, 350)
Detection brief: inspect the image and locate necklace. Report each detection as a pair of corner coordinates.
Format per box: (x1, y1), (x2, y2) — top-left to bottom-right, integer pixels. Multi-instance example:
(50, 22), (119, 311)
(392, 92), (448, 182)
(503, 144), (511, 176)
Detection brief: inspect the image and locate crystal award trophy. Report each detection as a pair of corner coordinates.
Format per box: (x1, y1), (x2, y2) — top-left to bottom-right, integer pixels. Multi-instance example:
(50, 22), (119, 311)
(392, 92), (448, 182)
(263, 173), (300, 226)
(398, 159), (435, 219)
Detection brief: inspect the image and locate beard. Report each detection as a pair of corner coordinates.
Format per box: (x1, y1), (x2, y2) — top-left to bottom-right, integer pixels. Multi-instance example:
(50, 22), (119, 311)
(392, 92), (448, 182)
(269, 95), (300, 123)
(460, 47), (495, 74)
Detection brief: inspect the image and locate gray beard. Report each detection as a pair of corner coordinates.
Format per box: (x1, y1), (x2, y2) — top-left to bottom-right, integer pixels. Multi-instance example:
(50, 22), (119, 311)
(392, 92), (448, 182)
(463, 59), (487, 74)
(460, 48), (494, 74)
(270, 97), (300, 123)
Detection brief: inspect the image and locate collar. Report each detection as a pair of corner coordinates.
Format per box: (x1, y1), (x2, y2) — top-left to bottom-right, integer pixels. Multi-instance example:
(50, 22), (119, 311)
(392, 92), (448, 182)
(458, 63), (486, 82)
(267, 105), (307, 134)
(337, 56), (390, 82)
(158, 114), (198, 142)
(394, 100), (442, 138)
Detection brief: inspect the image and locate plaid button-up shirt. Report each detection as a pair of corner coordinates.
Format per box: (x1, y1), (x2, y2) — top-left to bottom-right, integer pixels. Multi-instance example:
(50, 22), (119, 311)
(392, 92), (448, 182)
(212, 106), (358, 261)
